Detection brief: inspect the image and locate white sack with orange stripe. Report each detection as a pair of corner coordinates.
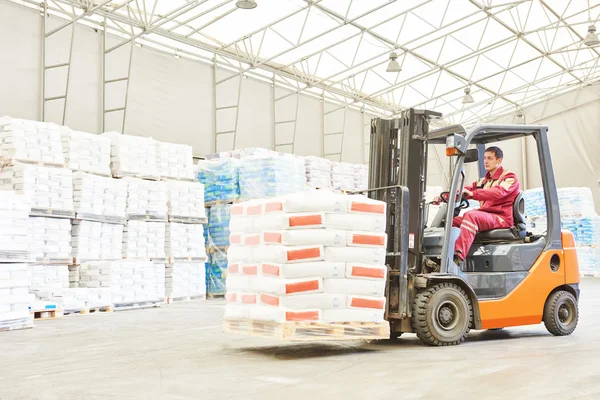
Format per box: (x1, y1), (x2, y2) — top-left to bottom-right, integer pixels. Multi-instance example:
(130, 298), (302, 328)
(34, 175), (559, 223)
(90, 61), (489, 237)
(224, 191), (388, 325)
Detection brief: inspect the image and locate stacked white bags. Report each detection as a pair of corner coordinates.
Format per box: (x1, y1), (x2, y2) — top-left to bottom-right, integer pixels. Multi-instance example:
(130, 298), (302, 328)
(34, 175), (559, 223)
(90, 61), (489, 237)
(0, 263), (32, 331)
(304, 156), (332, 189)
(0, 191), (30, 260)
(353, 164), (368, 191)
(0, 117), (64, 165)
(28, 264), (69, 300)
(50, 288), (112, 310)
(165, 223), (206, 261)
(30, 217), (72, 262)
(331, 162), (356, 191)
(123, 221), (166, 259)
(224, 191), (388, 328)
(78, 260), (165, 304)
(71, 220), (124, 262)
(125, 178), (167, 218)
(165, 262), (206, 299)
(61, 127), (111, 176)
(73, 172), (127, 221)
(166, 181), (205, 221)
(102, 132), (159, 179)
(0, 164), (73, 212)
(157, 141), (195, 180)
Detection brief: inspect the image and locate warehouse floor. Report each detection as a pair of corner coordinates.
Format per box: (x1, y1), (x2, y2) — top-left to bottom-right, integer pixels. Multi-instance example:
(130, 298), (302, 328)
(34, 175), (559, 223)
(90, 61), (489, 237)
(1, 279), (599, 400)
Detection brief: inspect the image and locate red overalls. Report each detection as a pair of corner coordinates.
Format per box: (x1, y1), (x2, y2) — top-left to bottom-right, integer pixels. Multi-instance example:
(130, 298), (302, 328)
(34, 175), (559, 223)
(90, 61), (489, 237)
(453, 166), (520, 260)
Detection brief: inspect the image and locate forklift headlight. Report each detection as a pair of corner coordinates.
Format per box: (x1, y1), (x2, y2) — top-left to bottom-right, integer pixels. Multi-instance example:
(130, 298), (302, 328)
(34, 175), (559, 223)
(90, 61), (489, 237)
(445, 133), (466, 156)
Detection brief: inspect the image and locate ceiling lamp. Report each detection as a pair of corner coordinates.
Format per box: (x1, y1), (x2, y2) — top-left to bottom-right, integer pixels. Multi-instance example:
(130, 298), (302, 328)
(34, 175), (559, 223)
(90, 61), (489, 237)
(462, 87), (474, 104)
(584, 25), (600, 46)
(515, 109), (525, 124)
(236, 0), (257, 9)
(386, 52), (402, 73)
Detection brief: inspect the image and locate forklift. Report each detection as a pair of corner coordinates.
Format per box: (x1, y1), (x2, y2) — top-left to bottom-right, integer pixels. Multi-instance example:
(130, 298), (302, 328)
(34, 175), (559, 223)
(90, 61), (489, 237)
(367, 109), (580, 346)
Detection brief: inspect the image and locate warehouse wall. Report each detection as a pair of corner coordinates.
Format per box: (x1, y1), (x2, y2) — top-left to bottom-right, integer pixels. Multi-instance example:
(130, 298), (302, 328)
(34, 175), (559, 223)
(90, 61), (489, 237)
(0, 1), (373, 162)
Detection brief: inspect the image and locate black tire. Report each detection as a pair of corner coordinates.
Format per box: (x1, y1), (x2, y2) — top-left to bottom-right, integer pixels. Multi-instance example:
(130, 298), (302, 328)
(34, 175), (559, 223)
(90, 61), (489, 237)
(412, 283), (473, 346)
(543, 290), (578, 336)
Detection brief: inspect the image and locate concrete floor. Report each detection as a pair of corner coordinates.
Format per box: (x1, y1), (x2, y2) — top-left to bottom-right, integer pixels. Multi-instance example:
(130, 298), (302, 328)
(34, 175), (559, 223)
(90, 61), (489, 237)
(1, 279), (599, 400)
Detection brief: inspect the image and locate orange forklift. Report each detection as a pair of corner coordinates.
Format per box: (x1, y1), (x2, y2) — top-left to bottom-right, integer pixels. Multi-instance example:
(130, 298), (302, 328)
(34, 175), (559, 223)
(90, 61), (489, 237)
(367, 109), (580, 346)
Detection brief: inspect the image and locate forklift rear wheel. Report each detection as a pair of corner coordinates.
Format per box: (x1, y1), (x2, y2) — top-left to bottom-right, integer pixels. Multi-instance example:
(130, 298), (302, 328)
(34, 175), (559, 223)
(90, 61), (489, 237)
(543, 290), (578, 336)
(412, 283), (472, 346)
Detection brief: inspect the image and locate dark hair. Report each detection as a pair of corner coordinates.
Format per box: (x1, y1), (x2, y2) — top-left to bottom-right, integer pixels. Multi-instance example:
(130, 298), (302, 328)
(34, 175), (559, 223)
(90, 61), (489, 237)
(484, 146), (503, 159)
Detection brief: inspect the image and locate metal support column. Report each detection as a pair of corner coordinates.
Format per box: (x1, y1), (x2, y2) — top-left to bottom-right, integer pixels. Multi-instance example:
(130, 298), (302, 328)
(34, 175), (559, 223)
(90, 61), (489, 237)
(214, 57), (242, 153)
(273, 83), (299, 154)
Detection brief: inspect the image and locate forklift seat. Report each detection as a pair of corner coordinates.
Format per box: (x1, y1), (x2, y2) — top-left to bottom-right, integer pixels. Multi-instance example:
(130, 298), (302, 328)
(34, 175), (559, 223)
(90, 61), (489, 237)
(475, 191), (527, 242)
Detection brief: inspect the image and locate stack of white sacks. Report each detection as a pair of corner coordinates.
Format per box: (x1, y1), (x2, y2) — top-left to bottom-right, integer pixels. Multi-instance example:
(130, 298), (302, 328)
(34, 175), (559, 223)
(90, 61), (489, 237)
(224, 191), (388, 330)
(72, 172), (127, 221)
(30, 217), (72, 262)
(102, 132), (160, 179)
(166, 181), (205, 221)
(72, 221), (124, 262)
(0, 191), (33, 331)
(125, 178), (167, 218)
(331, 162), (356, 191)
(61, 127), (111, 176)
(123, 221), (166, 259)
(0, 117), (64, 165)
(304, 156), (332, 189)
(28, 264), (69, 301)
(353, 164), (368, 191)
(157, 142), (195, 181)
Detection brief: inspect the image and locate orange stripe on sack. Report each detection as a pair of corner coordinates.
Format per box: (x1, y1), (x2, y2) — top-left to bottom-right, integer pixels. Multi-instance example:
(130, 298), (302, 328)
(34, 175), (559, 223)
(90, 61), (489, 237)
(288, 214), (322, 227)
(263, 232), (282, 243)
(230, 233), (242, 245)
(241, 294), (257, 304)
(246, 204), (262, 215)
(286, 311), (320, 321)
(351, 266), (385, 279)
(265, 201), (283, 213)
(228, 263), (240, 274)
(230, 205), (243, 216)
(286, 279), (320, 294)
(287, 247), (321, 261)
(242, 265), (258, 275)
(244, 234), (260, 245)
(261, 263), (280, 276)
(260, 293), (280, 306)
(351, 297), (385, 309)
(350, 202), (385, 214)
(225, 292), (237, 303)
(352, 234), (385, 246)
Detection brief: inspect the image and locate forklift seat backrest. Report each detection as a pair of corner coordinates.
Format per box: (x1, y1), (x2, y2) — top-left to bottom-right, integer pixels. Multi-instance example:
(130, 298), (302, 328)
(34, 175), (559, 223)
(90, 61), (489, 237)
(475, 191), (527, 243)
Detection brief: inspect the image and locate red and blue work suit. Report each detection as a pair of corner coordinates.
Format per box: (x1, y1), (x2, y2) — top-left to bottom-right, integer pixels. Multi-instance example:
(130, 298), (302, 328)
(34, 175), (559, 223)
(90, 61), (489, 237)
(453, 166), (520, 260)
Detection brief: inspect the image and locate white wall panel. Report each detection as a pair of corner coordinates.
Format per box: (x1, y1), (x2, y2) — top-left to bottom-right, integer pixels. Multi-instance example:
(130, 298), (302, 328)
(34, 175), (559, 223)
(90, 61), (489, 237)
(294, 94), (323, 156)
(235, 77), (274, 150)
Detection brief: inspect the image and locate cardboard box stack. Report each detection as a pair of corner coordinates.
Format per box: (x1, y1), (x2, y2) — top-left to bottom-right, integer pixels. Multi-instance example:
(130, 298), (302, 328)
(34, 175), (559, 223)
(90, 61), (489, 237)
(223, 191), (389, 340)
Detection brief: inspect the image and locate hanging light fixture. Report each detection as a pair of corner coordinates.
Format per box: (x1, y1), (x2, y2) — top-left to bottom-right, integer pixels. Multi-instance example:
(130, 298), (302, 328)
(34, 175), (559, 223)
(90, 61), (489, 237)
(386, 52), (402, 73)
(584, 25), (600, 46)
(236, 0), (257, 9)
(462, 86), (474, 104)
(515, 108), (525, 124)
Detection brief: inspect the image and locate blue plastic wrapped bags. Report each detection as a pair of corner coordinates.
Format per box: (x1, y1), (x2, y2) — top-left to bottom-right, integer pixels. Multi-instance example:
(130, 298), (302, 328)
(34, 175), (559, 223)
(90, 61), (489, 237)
(238, 154), (305, 201)
(196, 159), (239, 203)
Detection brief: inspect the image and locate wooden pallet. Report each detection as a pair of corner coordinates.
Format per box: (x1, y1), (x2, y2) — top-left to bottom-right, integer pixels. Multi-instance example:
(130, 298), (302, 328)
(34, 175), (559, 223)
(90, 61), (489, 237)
(31, 309), (63, 320)
(168, 216), (208, 224)
(160, 177), (195, 182)
(72, 257), (121, 265)
(207, 246), (228, 255)
(168, 256), (207, 264)
(0, 251), (31, 263)
(113, 174), (160, 181)
(223, 319), (390, 342)
(63, 306), (114, 316)
(165, 295), (206, 304)
(580, 273), (600, 278)
(35, 257), (73, 265)
(205, 199), (241, 207)
(0, 158), (65, 168)
(30, 208), (75, 219)
(127, 214), (168, 222)
(206, 293), (225, 299)
(0, 321), (34, 332)
(113, 300), (162, 311)
(74, 214), (127, 224)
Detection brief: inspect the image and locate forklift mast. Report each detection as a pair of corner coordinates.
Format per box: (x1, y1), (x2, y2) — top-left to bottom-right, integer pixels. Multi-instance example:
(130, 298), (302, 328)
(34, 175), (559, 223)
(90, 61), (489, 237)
(368, 109), (440, 324)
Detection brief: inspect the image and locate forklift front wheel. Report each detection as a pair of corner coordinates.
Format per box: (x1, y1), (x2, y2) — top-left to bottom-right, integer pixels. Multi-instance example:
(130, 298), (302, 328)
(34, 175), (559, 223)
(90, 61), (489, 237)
(412, 283), (473, 346)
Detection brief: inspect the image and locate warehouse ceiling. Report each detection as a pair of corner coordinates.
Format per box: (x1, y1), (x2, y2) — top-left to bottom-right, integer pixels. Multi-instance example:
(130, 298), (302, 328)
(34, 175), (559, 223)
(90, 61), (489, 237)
(16, 0), (600, 125)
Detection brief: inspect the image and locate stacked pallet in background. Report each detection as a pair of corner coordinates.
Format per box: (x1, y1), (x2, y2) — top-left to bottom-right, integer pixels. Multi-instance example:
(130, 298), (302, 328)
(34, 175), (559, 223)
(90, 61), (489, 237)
(223, 191), (390, 341)
(0, 190), (33, 331)
(331, 162), (356, 192)
(304, 156), (332, 190)
(353, 164), (368, 191)
(524, 187), (600, 276)
(238, 154), (305, 201)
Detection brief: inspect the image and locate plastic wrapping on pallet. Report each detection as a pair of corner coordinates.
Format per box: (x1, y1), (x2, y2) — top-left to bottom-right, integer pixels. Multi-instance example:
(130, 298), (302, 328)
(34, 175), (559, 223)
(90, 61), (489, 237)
(102, 132), (160, 179)
(524, 187), (597, 218)
(78, 260), (165, 304)
(157, 141), (195, 180)
(30, 217), (72, 262)
(208, 204), (232, 247)
(60, 127), (111, 176)
(0, 117), (64, 165)
(73, 171), (127, 220)
(165, 262), (206, 299)
(0, 191), (30, 259)
(71, 220), (124, 262)
(28, 264), (69, 299)
(0, 164), (74, 212)
(223, 191), (389, 341)
(304, 156), (332, 190)
(124, 177), (167, 218)
(576, 246), (600, 275)
(166, 181), (205, 219)
(561, 216), (600, 246)
(0, 263), (33, 331)
(207, 250), (227, 296)
(353, 164), (368, 191)
(238, 154), (305, 201)
(166, 223), (207, 260)
(331, 162), (356, 191)
(123, 221), (166, 259)
(196, 159), (239, 203)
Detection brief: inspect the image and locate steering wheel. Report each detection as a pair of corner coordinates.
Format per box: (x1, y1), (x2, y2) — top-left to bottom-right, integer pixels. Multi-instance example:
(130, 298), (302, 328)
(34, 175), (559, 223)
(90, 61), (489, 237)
(439, 191), (470, 209)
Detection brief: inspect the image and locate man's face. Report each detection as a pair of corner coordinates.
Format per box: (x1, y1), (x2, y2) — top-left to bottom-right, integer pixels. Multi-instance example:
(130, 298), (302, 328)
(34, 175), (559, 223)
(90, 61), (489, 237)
(483, 151), (502, 172)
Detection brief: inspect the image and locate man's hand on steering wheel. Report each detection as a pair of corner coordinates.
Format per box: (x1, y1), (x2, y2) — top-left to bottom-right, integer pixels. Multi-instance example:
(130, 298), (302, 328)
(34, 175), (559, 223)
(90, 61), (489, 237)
(462, 188), (473, 198)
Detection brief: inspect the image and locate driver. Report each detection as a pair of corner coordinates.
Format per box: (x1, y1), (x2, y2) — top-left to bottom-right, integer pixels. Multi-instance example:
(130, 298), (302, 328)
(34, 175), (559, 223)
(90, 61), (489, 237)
(437, 146), (520, 268)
